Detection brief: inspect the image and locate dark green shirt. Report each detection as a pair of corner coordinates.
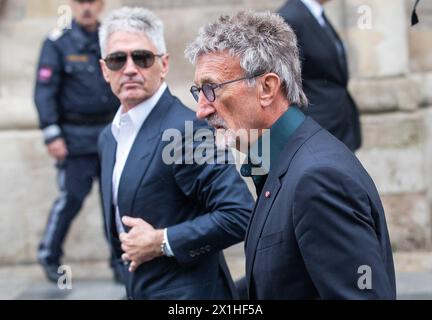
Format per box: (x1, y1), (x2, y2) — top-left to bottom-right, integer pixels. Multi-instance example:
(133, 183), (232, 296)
(240, 105), (306, 195)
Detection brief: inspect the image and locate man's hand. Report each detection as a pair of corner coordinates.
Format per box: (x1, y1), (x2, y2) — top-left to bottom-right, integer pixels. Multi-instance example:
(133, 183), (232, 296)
(47, 138), (68, 161)
(119, 216), (164, 272)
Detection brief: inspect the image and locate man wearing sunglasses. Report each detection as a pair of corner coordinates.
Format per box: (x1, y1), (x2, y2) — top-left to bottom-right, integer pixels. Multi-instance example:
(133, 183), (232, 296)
(186, 11), (396, 299)
(98, 7), (253, 300)
(34, 0), (122, 283)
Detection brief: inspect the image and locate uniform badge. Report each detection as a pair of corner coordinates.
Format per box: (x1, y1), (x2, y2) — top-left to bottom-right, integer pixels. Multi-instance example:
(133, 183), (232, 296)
(66, 54), (89, 62)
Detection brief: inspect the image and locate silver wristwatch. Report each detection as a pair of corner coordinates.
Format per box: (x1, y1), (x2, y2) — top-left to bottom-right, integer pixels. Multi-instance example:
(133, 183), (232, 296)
(160, 238), (168, 256)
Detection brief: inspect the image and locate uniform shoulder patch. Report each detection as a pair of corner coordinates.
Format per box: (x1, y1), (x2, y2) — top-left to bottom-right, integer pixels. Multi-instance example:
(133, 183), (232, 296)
(38, 66), (53, 82)
(48, 28), (65, 41)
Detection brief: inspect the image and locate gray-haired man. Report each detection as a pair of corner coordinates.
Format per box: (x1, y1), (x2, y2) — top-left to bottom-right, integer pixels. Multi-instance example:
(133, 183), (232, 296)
(98, 7), (254, 300)
(186, 11), (396, 299)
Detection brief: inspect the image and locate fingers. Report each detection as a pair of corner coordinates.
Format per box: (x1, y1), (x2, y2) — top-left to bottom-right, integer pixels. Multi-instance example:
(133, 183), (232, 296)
(122, 253), (142, 273)
(119, 232), (128, 243)
(121, 253), (138, 273)
(121, 242), (130, 253)
(129, 260), (141, 273)
(122, 216), (140, 227)
(122, 216), (152, 229)
(121, 253), (130, 262)
(47, 138), (68, 161)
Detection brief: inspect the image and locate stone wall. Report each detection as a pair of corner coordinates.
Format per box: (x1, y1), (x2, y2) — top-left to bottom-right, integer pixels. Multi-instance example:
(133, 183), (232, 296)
(0, 0), (431, 265)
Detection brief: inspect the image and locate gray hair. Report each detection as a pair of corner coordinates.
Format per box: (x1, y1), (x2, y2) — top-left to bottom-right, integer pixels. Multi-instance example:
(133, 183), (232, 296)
(185, 11), (308, 107)
(99, 7), (166, 58)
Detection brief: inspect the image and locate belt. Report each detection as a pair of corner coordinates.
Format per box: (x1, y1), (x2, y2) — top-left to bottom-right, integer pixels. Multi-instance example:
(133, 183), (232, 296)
(61, 113), (114, 126)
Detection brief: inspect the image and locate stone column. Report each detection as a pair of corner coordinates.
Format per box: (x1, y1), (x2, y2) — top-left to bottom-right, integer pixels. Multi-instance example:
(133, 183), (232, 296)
(344, 0), (431, 250)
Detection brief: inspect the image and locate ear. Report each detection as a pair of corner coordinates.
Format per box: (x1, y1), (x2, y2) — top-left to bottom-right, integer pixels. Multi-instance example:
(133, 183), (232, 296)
(257, 73), (281, 108)
(99, 59), (110, 83)
(160, 54), (170, 80)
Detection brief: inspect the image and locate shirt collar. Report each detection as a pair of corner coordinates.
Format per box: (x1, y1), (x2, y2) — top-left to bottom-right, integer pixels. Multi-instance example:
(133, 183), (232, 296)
(111, 82), (167, 141)
(300, 0), (325, 26)
(240, 105), (306, 178)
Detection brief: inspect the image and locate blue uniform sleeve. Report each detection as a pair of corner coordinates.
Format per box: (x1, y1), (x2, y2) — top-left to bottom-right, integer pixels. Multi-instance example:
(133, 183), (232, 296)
(292, 166), (396, 299)
(34, 38), (63, 143)
(166, 124), (254, 265)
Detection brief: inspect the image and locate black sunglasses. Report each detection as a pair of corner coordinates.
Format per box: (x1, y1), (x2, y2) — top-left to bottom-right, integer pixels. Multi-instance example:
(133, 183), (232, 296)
(104, 50), (164, 71)
(190, 73), (264, 103)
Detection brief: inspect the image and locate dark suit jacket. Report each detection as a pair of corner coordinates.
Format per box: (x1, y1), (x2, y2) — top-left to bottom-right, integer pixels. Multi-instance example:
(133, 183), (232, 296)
(278, 0), (362, 151)
(99, 88), (254, 300)
(245, 117), (396, 299)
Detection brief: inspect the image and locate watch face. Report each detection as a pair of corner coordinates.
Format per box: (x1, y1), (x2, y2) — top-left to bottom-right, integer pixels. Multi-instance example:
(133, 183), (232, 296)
(161, 241), (167, 256)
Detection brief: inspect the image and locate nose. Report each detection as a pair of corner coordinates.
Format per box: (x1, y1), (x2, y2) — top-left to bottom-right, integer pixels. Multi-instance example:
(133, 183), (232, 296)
(123, 55), (138, 76)
(196, 95), (215, 120)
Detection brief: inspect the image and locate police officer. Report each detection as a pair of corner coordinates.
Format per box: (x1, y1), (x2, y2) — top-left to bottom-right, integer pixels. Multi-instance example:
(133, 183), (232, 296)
(34, 0), (120, 283)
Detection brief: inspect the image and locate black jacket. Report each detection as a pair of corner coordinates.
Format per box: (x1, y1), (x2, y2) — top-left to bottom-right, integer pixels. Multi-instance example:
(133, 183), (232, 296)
(99, 89), (254, 299)
(278, 0), (362, 151)
(245, 117), (395, 299)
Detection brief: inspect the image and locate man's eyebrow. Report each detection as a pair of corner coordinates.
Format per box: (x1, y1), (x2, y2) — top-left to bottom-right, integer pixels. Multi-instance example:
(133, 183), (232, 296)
(195, 76), (217, 86)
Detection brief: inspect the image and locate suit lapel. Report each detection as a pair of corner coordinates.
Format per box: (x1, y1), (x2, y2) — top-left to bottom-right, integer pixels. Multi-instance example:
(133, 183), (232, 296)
(117, 89), (174, 221)
(100, 131), (117, 237)
(245, 118), (322, 292)
(321, 13), (348, 81)
(298, 0), (346, 79)
(245, 174), (282, 288)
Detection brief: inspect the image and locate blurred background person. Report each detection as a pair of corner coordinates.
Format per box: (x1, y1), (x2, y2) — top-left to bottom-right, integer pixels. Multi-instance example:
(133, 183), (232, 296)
(34, 0), (120, 283)
(278, 0), (362, 152)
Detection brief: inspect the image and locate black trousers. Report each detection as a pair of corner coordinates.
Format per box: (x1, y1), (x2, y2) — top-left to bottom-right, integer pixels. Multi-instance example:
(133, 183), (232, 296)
(38, 154), (115, 267)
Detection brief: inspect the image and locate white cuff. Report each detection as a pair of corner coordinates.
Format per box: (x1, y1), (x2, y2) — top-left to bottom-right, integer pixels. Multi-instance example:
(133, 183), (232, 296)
(43, 124), (61, 142)
(163, 228), (175, 257)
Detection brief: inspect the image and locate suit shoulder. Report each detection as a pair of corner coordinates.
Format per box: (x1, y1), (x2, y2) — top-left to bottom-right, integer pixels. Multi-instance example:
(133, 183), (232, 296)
(164, 97), (196, 125)
(170, 97), (196, 118)
(291, 133), (368, 187)
(160, 92), (213, 134)
(277, 0), (307, 29)
(279, 130), (353, 178)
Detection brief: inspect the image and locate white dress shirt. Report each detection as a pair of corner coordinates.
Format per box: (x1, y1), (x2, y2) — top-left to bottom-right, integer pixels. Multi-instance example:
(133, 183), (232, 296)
(300, 0), (325, 26)
(111, 82), (173, 256)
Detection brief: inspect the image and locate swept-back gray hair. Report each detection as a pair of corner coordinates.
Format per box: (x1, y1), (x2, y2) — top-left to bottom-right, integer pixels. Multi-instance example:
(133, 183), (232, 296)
(185, 11), (308, 107)
(99, 7), (166, 58)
